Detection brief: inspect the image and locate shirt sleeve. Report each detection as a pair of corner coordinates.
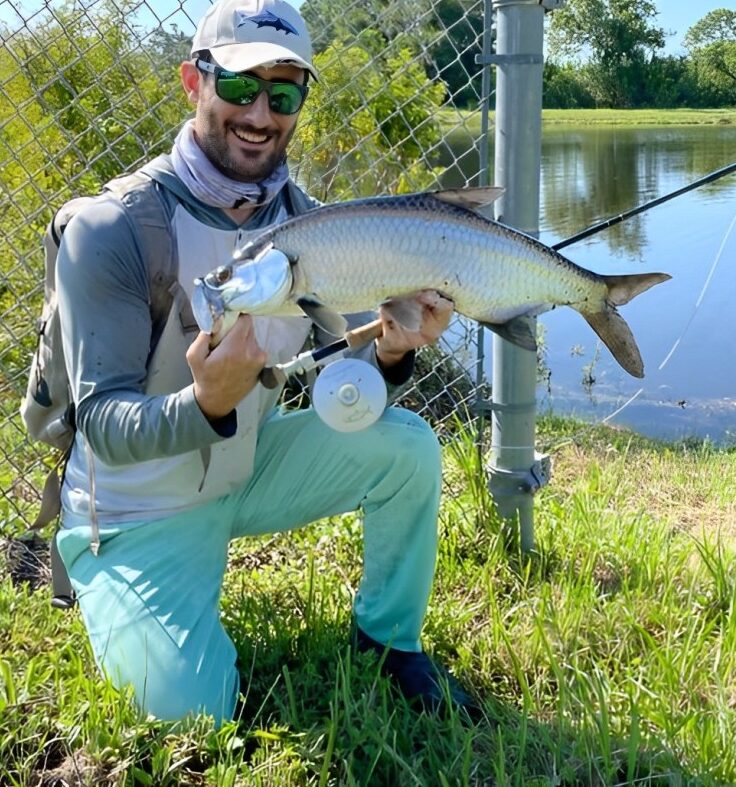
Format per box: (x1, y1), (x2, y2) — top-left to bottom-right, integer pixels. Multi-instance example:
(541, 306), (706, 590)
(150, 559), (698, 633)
(56, 195), (233, 466)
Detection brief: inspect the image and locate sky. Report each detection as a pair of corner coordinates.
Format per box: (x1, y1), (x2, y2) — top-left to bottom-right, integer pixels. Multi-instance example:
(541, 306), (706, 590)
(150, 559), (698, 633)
(0, 0), (730, 56)
(265, 1), (730, 56)
(653, 0), (731, 54)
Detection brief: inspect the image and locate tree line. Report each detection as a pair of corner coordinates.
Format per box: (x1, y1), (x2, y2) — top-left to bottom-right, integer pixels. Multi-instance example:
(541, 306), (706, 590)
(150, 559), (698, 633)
(544, 2), (736, 108)
(302, 0), (736, 109)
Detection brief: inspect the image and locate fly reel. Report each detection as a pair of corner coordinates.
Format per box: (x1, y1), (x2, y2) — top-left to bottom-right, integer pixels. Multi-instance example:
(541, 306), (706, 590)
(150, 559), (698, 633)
(312, 358), (387, 432)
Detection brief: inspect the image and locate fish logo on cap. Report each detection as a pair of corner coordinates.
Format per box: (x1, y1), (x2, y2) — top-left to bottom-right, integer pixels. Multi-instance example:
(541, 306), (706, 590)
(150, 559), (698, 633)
(236, 9), (299, 35)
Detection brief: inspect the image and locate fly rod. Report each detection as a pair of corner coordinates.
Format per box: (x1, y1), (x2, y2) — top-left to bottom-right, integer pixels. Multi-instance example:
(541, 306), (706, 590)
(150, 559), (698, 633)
(259, 318), (383, 389)
(553, 160), (736, 252)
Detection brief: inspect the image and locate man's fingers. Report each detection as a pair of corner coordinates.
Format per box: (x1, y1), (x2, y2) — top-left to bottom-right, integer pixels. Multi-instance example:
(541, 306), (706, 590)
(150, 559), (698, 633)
(188, 330), (213, 363)
(409, 291), (453, 338)
(211, 314), (258, 354)
(416, 289), (454, 316)
(229, 314), (268, 366)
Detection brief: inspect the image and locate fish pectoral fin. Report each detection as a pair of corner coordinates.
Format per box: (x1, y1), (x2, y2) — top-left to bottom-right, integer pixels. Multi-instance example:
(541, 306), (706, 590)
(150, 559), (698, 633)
(430, 187), (504, 212)
(481, 316), (537, 352)
(380, 296), (423, 332)
(296, 296), (348, 338)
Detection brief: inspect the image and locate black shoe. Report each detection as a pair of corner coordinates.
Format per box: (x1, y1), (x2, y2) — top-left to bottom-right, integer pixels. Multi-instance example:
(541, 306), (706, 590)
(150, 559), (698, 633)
(355, 628), (481, 720)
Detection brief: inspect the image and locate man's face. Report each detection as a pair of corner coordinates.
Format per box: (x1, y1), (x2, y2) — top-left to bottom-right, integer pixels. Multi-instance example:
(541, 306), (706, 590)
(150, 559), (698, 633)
(184, 61), (305, 183)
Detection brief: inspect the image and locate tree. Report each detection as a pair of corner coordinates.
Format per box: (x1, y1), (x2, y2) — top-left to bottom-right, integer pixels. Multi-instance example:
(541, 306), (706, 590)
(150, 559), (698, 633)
(0, 0), (190, 382)
(684, 9), (736, 105)
(546, 0), (665, 107)
(302, 0), (486, 108)
(543, 62), (594, 108)
(644, 55), (695, 108)
(425, 0), (485, 109)
(301, 0), (427, 55)
(292, 30), (446, 199)
(2, 1), (188, 200)
(149, 25), (194, 70)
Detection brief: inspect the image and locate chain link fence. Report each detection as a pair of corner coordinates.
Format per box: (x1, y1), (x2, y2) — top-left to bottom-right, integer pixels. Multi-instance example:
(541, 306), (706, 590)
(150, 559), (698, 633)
(0, 0), (493, 538)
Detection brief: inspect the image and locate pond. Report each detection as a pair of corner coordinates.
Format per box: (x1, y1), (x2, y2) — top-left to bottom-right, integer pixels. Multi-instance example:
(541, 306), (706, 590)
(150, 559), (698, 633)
(442, 122), (736, 444)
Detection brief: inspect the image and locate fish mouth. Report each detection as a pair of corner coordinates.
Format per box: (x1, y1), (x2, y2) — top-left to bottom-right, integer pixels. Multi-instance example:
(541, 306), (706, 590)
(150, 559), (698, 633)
(192, 277), (225, 334)
(192, 245), (294, 335)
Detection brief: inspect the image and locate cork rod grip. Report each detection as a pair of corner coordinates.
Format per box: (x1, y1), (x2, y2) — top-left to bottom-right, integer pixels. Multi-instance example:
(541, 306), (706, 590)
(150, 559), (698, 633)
(344, 318), (383, 349)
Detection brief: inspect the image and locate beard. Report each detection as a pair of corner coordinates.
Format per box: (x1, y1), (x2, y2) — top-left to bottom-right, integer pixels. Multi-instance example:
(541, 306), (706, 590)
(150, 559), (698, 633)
(195, 108), (296, 183)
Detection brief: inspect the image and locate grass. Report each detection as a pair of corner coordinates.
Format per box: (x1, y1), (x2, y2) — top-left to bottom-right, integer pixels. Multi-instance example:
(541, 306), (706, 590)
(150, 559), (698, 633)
(3, 415), (736, 785)
(438, 107), (736, 142)
(540, 108), (736, 126)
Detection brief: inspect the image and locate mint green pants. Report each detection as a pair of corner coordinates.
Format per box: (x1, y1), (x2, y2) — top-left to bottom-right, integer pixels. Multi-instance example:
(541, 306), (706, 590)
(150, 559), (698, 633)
(57, 406), (441, 724)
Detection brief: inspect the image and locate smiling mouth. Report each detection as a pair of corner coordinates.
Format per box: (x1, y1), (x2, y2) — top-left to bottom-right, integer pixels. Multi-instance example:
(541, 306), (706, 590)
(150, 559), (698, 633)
(231, 127), (270, 144)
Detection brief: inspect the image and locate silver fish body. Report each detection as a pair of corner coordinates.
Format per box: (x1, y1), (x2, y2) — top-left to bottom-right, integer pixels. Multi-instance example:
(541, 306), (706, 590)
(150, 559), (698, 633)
(194, 190), (671, 377)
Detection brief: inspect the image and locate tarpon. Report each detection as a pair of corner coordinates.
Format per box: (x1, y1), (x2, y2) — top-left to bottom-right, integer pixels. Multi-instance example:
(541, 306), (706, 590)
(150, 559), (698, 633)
(191, 188), (671, 378)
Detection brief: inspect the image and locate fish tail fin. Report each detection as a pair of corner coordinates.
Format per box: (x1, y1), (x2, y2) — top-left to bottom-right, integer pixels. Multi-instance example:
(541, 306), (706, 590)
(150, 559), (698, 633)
(602, 272), (671, 307)
(581, 272), (671, 378)
(582, 308), (645, 378)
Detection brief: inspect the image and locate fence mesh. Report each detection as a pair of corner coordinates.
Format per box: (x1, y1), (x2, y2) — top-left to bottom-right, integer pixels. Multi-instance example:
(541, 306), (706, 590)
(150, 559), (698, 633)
(0, 0), (493, 537)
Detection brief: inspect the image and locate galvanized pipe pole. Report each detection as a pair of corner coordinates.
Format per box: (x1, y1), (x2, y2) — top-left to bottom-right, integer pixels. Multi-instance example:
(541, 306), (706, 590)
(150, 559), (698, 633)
(486, 0), (556, 551)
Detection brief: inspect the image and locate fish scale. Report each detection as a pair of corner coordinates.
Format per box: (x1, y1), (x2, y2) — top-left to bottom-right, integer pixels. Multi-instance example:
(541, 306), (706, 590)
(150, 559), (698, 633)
(195, 189), (671, 378)
(269, 197), (605, 323)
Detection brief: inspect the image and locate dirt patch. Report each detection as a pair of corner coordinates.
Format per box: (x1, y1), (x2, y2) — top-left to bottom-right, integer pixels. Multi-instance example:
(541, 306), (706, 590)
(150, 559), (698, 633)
(31, 745), (111, 787)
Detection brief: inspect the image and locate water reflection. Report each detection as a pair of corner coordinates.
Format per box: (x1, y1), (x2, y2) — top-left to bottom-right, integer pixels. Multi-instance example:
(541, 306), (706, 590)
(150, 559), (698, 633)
(541, 126), (736, 257)
(541, 128), (650, 256)
(441, 121), (736, 442)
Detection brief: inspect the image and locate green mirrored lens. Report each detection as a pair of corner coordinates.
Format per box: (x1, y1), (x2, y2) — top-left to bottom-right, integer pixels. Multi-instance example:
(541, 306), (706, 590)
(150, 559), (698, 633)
(217, 74), (260, 105)
(269, 85), (303, 114)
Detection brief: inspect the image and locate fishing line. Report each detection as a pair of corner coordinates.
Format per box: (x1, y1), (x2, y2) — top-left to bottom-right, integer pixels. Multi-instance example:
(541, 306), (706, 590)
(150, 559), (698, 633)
(541, 208), (736, 450)
(657, 209), (736, 371)
(600, 388), (644, 425)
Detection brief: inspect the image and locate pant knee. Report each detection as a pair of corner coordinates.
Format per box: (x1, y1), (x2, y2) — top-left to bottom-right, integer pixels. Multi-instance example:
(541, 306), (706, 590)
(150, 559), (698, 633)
(380, 408), (441, 477)
(380, 408), (440, 459)
(357, 408), (442, 510)
(121, 654), (239, 725)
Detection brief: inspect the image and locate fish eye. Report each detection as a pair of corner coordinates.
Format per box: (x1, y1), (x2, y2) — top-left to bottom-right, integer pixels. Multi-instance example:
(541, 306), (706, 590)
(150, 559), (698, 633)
(213, 265), (232, 284)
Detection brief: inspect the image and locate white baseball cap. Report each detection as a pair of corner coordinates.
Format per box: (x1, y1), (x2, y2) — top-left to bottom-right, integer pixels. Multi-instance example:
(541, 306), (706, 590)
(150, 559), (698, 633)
(191, 0), (318, 80)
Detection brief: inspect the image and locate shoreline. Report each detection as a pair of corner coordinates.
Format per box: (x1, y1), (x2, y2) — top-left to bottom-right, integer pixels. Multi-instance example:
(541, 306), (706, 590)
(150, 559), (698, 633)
(542, 108), (736, 126)
(440, 107), (736, 133)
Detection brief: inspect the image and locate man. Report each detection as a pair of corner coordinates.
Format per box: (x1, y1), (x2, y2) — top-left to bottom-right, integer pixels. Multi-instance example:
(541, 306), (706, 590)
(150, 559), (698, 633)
(56, 0), (474, 724)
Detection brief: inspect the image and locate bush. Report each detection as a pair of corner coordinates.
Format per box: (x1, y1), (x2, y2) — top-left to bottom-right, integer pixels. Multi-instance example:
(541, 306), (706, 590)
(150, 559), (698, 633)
(543, 62), (595, 109)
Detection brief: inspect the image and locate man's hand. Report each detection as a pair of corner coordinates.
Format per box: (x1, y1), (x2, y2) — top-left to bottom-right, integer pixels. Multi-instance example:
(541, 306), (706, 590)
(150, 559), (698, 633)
(375, 290), (454, 368)
(186, 314), (267, 420)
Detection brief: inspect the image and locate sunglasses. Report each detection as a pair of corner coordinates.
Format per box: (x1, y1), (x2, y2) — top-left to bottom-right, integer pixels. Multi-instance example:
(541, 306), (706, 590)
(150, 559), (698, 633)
(195, 59), (308, 115)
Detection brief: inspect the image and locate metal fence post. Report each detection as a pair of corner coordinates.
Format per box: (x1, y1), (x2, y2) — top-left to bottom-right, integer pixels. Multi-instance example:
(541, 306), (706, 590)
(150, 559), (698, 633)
(487, 0), (558, 551)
